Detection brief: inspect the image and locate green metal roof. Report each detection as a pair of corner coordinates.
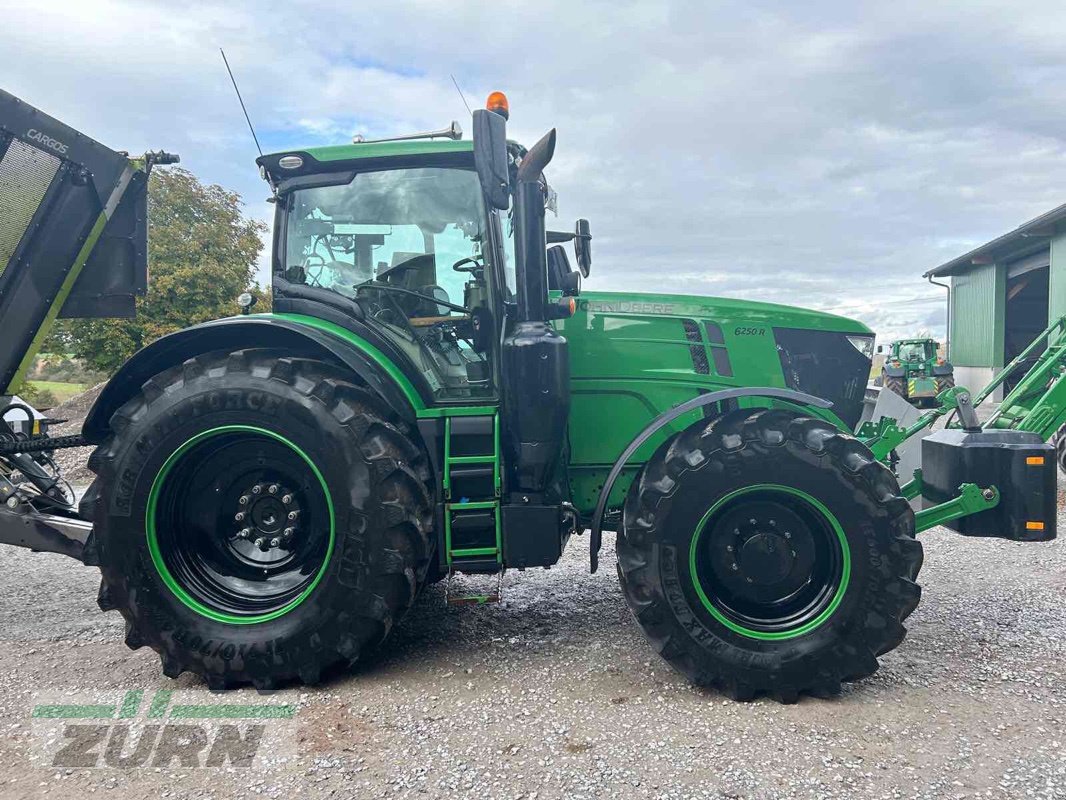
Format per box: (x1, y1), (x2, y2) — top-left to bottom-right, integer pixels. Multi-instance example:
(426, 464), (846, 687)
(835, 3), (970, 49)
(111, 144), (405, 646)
(274, 139), (473, 163)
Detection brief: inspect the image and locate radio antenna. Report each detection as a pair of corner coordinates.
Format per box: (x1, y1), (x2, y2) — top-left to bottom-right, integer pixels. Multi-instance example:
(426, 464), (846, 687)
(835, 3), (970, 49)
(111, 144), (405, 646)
(450, 74), (473, 116)
(220, 48), (263, 157)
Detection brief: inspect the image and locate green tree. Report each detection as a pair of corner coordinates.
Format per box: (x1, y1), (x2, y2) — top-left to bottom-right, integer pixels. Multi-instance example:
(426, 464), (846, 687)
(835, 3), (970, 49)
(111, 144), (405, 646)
(51, 168), (267, 373)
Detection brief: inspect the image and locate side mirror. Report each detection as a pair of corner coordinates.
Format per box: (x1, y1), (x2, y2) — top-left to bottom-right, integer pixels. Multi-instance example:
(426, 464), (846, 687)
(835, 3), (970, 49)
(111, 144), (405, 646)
(574, 218), (592, 277)
(559, 271), (581, 297)
(547, 245), (581, 296)
(472, 109), (509, 210)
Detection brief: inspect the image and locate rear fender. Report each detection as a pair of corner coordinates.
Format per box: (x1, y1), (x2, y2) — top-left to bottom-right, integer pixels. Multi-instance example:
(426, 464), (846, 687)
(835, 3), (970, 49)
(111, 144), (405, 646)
(82, 316), (428, 442)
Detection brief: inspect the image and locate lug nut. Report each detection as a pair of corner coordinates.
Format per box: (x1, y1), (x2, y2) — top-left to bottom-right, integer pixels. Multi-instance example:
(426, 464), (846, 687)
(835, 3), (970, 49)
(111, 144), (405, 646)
(270, 537), (281, 547)
(281, 494), (293, 504)
(783, 531), (792, 539)
(268, 484), (279, 495)
(238, 495), (250, 506)
(237, 528), (252, 539)
(731, 563), (739, 572)
(254, 537), (267, 551)
(251, 485), (262, 495)
(235, 511), (246, 522)
(287, 510), (299, 521)
(283, 526), (295, 538)
(726, 545), (734, 552)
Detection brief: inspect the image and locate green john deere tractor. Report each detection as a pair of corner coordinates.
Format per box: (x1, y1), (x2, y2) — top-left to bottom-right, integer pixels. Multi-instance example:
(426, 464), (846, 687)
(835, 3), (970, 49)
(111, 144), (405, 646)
(879, 337), (954, 405)
(0, 88), (1059, 702)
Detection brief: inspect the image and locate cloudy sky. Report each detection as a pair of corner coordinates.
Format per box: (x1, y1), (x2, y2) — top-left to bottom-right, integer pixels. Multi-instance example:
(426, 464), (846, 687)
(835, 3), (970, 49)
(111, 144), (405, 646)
(7, 0), (1066, 342)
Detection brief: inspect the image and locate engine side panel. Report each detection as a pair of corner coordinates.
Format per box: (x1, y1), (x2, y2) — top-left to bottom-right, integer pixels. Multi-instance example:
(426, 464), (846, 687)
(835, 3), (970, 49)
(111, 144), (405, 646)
(556, 291), (870, 517)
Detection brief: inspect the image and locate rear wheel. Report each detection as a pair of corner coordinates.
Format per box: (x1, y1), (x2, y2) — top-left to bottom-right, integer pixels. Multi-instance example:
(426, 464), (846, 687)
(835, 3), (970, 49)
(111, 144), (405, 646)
(616, 408), (922, 702)
(82, 349), (433, 688)
(936, 374), (955, 394)
(1054, 424), (1066, 474)
(883, 372), (907, 399)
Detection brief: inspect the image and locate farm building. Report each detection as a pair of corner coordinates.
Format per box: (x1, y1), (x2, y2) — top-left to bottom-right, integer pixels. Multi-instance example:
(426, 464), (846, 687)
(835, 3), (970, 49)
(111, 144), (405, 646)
(923, 202), (1066, 399)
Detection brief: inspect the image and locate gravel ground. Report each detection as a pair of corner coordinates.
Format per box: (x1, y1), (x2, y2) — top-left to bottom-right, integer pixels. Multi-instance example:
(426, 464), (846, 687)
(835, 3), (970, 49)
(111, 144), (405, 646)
(0, 390), (1062, 798)
(0, 512), (1063, 798)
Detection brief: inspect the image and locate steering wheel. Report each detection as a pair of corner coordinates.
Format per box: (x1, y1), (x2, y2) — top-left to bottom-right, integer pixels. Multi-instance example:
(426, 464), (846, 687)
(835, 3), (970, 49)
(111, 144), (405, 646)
(452, 257), (482, 273)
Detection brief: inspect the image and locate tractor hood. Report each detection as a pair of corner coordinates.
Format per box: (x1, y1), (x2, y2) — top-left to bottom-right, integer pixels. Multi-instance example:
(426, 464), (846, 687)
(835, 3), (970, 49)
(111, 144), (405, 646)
(575, 291), (872, 336)
(558, 290), (874, 467)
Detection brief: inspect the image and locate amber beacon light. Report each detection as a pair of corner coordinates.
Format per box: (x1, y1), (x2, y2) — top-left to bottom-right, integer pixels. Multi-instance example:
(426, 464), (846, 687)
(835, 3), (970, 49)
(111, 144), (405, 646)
(486, 91), (510, 119)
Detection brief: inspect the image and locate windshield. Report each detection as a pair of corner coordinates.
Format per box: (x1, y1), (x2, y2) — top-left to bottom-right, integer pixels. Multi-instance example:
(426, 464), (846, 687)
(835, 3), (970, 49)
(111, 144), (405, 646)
(283, 167), (494, 401)
(285, 167), (487, 303)
(897, 342), (932, 361)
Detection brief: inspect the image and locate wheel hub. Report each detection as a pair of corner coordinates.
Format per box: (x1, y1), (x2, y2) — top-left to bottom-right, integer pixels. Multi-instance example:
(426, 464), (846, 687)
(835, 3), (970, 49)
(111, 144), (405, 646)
(738, 530), (794, 584)
(232, 481), (302, 558)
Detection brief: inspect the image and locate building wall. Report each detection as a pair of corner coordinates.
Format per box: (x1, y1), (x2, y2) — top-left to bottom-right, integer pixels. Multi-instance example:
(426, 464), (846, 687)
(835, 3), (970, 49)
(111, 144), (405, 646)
(950, 262), (1002, 368)
(1049, 229), (1066, 322)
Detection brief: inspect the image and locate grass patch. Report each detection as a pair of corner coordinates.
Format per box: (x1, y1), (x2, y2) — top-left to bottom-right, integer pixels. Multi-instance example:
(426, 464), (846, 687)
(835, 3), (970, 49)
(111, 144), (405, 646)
(24, 381), (88, 404)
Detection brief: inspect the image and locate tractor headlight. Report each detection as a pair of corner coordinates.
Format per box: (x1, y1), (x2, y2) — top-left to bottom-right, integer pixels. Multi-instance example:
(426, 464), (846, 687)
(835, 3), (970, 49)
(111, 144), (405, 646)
(846, 335), (875, 360)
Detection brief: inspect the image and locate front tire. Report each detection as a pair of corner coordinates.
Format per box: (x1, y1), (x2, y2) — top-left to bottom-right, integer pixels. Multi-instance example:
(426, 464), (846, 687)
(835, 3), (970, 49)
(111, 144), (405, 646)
(82, 349), (433, 689)
(616, 409), (922, 702)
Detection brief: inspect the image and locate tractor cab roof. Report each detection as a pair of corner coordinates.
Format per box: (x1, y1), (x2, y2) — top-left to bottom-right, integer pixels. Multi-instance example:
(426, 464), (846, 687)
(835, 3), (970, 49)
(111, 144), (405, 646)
(258, 139), (474, 186)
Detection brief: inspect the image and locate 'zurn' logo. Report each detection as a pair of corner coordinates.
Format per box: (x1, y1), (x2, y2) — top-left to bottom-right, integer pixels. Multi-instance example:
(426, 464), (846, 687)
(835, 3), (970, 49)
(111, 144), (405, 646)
(29, 688), (297, 768)
(26, 128), (69, 155)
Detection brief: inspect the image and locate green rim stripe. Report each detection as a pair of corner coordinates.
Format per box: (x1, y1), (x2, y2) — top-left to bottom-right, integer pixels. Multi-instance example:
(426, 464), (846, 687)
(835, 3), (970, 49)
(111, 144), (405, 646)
(688, 484), (851, 641)
(145, 425), (335, 625)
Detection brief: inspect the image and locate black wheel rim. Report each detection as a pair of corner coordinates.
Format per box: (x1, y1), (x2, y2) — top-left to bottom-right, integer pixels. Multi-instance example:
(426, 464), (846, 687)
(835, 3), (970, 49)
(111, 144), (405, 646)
(688, 486), (849, 638)
(147, 426), (334, 623)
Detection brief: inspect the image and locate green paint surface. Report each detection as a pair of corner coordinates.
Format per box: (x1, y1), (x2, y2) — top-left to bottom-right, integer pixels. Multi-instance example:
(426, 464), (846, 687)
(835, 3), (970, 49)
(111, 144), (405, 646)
(146, 425), (335, 625)
(687, 484), (851, 641)
(559, 291), (860, 515)
(278, 139), (473, 164)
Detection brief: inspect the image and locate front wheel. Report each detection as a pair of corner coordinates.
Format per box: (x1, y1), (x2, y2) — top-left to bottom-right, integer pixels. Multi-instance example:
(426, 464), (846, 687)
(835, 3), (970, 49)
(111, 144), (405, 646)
(616, 409), (923, 702)
(83, 349), (434, 689)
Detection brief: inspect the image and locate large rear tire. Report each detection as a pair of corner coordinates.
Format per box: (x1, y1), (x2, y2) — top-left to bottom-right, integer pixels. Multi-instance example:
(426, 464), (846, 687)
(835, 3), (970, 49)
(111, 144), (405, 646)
(1054, 423), (1066, 474)
(883, 372), (907, 399)
(936, 374), (955, 394)
(616, 408), (922, 702)
(82, 349), (434, 689)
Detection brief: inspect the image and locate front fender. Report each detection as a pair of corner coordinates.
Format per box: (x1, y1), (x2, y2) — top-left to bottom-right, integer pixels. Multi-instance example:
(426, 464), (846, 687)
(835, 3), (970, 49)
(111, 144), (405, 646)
(588, 386), (833, 572)
(83, 314), (430, 442)
(883, 364), (906, 378)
